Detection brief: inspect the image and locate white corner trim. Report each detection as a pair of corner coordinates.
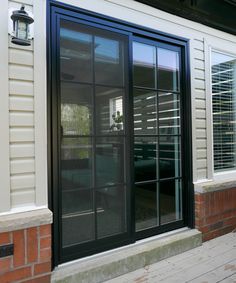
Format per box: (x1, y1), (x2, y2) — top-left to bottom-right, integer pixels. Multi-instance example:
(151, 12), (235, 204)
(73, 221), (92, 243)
(34, 0), (48, 206)
(0, 0), (10, 213)
(204, 40), (213, 181)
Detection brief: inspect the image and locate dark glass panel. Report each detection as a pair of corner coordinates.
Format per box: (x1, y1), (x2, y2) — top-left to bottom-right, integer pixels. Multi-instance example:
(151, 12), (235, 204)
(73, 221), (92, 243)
(158, 92), (180, 135)
(95, 87), (124, 135)
(61, 83), (93, 136)
(95, 36), (125, 86)
(133, 89), (157, 135)
(158, 48), (180, 91)
(62, 188), (94, 247)
(60, 21), (93, 83)
(134, 137), (158, 182)
(96, 137), (125, 187)
(159, 136), (181, 179)
(97, 186), (126, 238)
(160, 179), (182, 224)
(61, 137), (93, 189)
(133, 42), (156, 88)
(135, 182), (158, 231)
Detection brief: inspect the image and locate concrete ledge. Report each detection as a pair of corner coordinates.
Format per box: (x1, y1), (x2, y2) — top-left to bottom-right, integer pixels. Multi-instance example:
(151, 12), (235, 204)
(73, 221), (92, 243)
(52, 229), (202, 283)
(194, 179), (236, 194)
(0, 208), (52, 233)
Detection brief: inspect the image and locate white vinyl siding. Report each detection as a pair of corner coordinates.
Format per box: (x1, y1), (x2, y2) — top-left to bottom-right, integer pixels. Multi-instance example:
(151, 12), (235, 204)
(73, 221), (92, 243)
(8, 0), (35, 208)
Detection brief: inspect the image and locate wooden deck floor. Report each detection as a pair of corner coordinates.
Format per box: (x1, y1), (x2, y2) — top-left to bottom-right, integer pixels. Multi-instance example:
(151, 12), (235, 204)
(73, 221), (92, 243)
(105, 232), (236, 283)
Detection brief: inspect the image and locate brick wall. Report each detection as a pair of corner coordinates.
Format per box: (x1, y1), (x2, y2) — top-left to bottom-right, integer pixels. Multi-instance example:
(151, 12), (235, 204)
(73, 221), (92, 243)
(195, 188), (236, 241)
(0, 224), (51, 283)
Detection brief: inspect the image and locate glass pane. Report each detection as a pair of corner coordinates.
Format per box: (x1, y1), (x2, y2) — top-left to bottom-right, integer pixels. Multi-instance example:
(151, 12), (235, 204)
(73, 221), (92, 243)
(159, 136), (181, 179)
(211, 51), (236, 171)
(159, 92), (180, 135)
(135, 183), (158, 231)
(160, 179), (182, 224)
(61, 137), (93, 189)
(158, 48), (180, 91)
(62, 189), (95, 247)
(60, 21), (93, 83)
(134, 137), (158, 182)
(133, 42), (156, 88)
(95, 36), (125, 86)
(97, 186), (126, 238)
(96, 137), (125, 187)
(96, 87), (124, 135)
(133, 89), (157, 135)
(61, 83), (93, 136)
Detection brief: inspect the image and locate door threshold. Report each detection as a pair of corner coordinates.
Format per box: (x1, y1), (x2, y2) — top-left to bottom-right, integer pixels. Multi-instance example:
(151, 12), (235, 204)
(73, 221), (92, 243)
(52, 228), (202, 283)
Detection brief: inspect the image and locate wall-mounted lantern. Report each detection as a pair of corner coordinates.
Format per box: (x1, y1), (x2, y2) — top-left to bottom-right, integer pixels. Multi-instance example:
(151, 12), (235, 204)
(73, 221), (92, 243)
(10, 5), (34, 46)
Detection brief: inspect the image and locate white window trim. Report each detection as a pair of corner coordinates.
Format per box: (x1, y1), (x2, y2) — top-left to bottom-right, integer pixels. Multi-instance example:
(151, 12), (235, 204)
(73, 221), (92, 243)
(0, 0), (10, 212)
(207, 44), (236, 182)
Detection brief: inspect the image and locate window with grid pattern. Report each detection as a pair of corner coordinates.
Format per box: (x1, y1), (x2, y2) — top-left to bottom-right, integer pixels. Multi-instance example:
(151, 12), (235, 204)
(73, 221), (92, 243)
(211, 51), (236, 172)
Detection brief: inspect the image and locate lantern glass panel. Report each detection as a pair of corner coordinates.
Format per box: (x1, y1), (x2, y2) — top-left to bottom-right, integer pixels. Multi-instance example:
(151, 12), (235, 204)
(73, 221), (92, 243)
(17, 20), (28, 40)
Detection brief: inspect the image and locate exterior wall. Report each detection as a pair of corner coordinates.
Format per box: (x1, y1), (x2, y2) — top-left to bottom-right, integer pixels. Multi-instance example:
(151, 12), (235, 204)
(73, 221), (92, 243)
(0, 209), (52, 283)
(0, 225), (51, 283)
(195, 184), (236, 241)
(0, 0), (236, 280)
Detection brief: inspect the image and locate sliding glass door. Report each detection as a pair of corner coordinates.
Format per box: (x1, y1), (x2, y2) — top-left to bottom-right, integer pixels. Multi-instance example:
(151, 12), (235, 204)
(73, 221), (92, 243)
(58, 19), (130, 258)
(133, 40), (183, 235)
(49, 4), (192, 264)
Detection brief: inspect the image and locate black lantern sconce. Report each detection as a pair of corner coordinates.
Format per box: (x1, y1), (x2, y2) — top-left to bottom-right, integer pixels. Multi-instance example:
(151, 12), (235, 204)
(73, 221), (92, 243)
(11, 5), (34, 46)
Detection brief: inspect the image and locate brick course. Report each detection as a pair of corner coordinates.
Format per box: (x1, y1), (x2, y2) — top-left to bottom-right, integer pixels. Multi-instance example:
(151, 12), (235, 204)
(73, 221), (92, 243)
(195, 187), (236, 241)
(0, 225), (51, 283)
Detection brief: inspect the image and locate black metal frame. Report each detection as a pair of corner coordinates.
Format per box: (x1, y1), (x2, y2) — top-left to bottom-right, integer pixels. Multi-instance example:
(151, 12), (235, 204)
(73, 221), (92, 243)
(47, 0), (194, 267)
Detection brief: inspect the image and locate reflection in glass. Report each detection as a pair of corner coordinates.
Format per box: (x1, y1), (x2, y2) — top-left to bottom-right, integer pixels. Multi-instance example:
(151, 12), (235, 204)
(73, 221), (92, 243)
(134, 137), (157, 182)
(61, 83), (93, 136)
(96, 137), (124, 187)
(135, 183), (158, 231)
(97, 186), (126, 238)
(158, 48), (179, 91)
(61, 137), (93, 190)
(159, 136), (181, 179)
(160, 180), (182, 224)
(60, 22), (93, 83)
(96, 87), (124, 134)
(62, 189), (95, 247)
(133, 42), (156, 88)
(211, 51), (236, 171)
(95, 36), (124, 86)
(133, 89), (157, 135)
(158, 92), (180, 135)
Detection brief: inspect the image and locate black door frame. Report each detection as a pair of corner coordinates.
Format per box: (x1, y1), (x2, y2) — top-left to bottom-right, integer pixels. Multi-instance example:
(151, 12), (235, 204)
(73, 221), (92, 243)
(47, 0), (194, 266)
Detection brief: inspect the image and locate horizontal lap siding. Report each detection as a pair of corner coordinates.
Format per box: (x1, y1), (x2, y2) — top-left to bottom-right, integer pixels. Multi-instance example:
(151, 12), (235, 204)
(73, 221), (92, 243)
(9, 0), (35, 207)
(193, 38), (207, 180)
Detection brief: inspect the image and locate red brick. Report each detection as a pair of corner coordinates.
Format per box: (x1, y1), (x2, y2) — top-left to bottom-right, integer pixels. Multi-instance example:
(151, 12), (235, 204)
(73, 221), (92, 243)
(0, 258), (12, 274)
(224, 216), (236, 227)
(39, 249), (51, 263)
(0, 233), (11, 245)
(39, 225), (51, 237)
(13, 230), (25, 267)
(34, 262), (51, 275)
(198, 225), (210, 234)
(40, 236), (51, 249)
(195, 194), (203, 203)
(0, 266), (31, 283)
(27, 227), (38, 263)
(22, 274), (51, 283)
